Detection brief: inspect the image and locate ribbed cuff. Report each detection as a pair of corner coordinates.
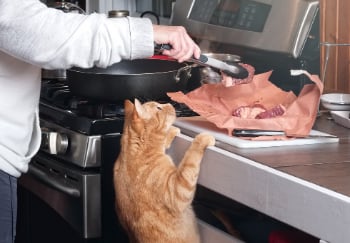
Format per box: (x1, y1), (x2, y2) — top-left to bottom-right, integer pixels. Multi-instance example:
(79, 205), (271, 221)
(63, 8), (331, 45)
(128, 16), (154, 59)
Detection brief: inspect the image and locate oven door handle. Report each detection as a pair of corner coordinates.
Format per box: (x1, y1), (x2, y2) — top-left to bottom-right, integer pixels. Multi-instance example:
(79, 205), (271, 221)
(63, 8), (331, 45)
(28, 166), (81, 197)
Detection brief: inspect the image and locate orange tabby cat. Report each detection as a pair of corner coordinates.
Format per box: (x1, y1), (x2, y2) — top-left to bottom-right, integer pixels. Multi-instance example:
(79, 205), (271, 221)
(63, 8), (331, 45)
(114, 99), (215, 243)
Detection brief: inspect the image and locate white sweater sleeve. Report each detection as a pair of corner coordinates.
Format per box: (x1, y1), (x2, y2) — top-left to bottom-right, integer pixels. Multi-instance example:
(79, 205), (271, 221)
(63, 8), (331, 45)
(0, 0), (154, 69)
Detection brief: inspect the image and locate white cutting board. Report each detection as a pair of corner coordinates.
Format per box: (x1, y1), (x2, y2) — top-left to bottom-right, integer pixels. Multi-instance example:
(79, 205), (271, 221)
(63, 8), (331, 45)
(174, 117), (339, 148)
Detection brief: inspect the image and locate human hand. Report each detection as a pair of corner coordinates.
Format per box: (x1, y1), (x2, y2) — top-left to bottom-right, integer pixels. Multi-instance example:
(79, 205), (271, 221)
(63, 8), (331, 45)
(153, 25), (200, 62)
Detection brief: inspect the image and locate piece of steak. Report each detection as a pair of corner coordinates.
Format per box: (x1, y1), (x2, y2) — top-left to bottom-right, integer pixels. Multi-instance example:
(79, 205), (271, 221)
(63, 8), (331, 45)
(256, 104), (286, 119)
(232, 104), (286, 119)
(232, 104), (266, 119)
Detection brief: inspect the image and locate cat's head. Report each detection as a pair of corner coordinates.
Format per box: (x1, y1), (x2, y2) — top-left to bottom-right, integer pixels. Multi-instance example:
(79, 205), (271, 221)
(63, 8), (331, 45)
(124, 99), (176, 134)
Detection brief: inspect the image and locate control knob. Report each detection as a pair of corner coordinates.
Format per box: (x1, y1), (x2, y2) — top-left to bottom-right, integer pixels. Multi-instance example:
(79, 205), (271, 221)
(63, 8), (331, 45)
(42, 131), (69, 155)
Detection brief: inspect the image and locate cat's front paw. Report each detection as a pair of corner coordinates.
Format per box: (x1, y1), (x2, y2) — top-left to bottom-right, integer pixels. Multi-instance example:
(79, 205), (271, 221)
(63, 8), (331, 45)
(169, 126), (181, 137)
(165, 126), (181, 149)
(194, 133), (216, 148)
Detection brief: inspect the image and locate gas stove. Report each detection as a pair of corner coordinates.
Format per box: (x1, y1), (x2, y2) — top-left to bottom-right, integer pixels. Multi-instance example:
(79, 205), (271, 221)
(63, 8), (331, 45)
(39, 79), (197, 136)
(37, 79), (198, 169)
(16, 78), (199, 243)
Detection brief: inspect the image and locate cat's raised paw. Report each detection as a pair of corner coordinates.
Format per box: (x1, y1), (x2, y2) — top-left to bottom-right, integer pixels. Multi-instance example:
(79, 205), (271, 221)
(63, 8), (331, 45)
(194, 133), (216, 147)
(165, 126), (181, 149)
(169, 126), (181, 136)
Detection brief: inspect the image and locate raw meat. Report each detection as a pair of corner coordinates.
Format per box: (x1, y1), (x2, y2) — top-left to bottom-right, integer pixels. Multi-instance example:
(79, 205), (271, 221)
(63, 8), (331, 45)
(256, 105), (286, 119)
(232, 104), (286, 119)
(232, 104), (266, 119)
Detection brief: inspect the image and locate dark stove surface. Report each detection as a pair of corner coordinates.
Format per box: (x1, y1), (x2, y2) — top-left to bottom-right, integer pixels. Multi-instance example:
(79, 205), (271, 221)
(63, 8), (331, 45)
(40, 79), (197, 135)
(39, 101), (124, 135)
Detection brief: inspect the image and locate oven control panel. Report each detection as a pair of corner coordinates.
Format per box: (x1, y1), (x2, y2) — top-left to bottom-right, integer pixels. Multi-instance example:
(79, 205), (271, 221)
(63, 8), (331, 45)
(189, 0), (271, 32)
(172, 0), (319, 58)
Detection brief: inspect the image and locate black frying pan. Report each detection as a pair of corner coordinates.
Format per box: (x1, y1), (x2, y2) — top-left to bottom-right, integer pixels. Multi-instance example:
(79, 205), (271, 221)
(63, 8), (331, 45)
(66, 59), (192, 102)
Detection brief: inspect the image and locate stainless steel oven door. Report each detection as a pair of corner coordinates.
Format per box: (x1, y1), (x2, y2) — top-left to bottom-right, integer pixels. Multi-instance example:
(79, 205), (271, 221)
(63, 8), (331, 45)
(18, 152), (101, 239)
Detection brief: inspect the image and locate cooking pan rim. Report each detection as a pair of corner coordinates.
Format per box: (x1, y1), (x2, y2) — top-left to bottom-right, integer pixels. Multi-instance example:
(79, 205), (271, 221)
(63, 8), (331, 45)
(67, 59), (189, 75)
(67, 68), (186, 76)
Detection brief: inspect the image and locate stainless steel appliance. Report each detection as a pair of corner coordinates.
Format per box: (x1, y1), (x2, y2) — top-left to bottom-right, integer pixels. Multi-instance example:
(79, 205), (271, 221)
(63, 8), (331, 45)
(15, 80), (125, 243)
(172, 0), (320, 95)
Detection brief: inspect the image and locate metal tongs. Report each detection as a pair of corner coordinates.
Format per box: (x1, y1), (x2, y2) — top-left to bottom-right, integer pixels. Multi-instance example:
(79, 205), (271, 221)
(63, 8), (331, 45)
(155, 44), (249, 79)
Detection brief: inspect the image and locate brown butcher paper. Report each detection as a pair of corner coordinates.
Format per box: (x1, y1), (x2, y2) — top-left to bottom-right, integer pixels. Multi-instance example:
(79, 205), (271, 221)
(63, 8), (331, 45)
(167, 70), (323, 137)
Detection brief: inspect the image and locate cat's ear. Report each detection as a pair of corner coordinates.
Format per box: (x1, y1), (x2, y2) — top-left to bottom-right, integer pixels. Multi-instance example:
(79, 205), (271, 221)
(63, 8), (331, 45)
(124, 100), (135, 118)
(134, 99), (151, 120)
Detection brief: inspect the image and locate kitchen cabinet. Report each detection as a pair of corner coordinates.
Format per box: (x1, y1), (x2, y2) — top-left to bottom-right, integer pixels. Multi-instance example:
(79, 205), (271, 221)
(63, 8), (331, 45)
(320, 0), (350, 93)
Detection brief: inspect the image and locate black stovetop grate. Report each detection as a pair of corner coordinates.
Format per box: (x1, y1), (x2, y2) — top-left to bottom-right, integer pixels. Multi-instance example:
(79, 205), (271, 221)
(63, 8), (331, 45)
(39, 79), (198, 135)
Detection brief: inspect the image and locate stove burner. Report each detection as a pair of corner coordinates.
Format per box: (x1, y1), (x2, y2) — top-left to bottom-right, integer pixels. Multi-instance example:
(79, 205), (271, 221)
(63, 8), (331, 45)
(40, 79), (198, 135)
(41, 79), (125, 118)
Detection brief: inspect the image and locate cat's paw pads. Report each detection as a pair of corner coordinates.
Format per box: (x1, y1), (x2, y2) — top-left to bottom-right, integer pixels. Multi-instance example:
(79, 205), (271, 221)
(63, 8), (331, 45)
(194, 133), (216, 147)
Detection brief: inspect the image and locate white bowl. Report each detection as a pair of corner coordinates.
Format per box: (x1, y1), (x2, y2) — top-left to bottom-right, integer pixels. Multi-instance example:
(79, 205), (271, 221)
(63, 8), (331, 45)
(320, 93), (350, 111)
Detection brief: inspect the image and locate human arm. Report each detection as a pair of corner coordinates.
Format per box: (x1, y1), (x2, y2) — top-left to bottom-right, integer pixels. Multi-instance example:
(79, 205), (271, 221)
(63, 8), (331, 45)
(0, 0), (156, 69)
(0, 0), (200, 69)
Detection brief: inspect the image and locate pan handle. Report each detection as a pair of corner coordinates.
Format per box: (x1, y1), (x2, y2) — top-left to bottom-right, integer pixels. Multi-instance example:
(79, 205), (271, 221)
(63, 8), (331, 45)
(154, 43), (171, 52)
(154, 44), (193, 83)
(140, 11), (160, 25)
